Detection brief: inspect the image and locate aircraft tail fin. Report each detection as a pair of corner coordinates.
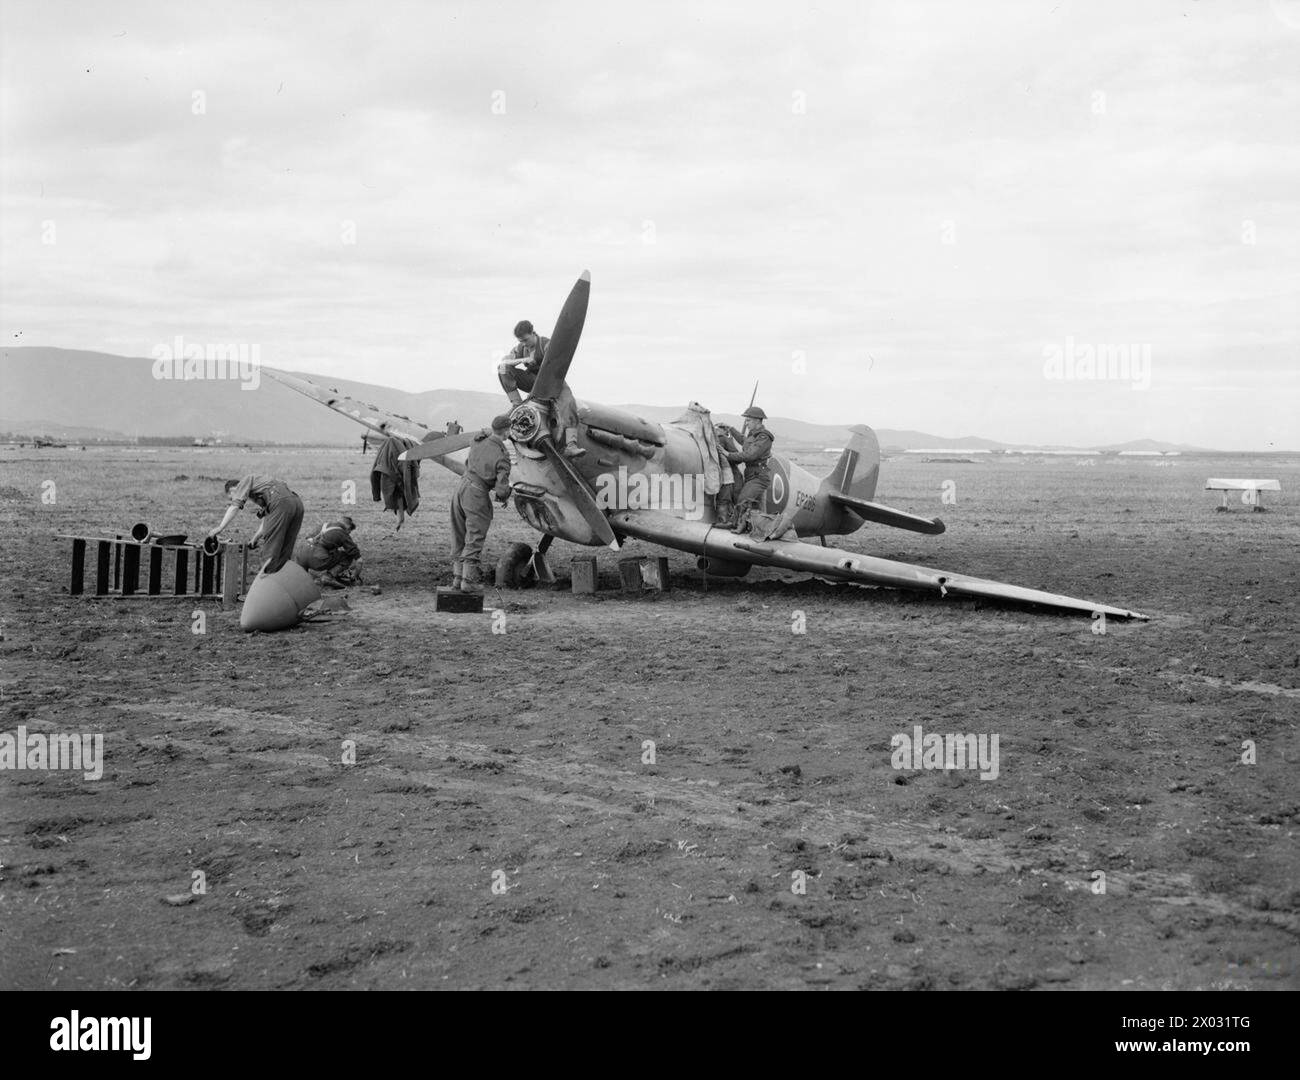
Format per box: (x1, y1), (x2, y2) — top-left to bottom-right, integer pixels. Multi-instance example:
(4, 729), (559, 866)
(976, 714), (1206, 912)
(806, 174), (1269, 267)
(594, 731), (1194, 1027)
(821, 424), (944, 535)
(822, 424), (880, 502)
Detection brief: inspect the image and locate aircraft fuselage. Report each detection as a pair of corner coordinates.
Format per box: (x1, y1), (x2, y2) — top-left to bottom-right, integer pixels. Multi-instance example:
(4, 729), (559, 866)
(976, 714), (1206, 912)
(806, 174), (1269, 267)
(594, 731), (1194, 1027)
(507, 398), (851, 547)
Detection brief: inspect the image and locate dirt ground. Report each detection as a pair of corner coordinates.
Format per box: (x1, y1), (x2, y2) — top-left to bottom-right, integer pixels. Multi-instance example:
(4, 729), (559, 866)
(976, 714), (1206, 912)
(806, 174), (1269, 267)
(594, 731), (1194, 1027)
(1, 445), (1296, 990)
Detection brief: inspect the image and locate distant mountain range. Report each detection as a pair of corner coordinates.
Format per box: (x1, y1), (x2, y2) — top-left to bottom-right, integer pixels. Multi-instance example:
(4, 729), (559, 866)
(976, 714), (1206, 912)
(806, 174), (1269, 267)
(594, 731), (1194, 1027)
(0, 346), (1216, 453)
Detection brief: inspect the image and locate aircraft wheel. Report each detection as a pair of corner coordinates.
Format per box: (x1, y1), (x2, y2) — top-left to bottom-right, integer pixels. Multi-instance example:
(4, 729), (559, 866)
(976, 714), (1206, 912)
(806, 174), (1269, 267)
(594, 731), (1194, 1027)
(496, 543), (534, 588)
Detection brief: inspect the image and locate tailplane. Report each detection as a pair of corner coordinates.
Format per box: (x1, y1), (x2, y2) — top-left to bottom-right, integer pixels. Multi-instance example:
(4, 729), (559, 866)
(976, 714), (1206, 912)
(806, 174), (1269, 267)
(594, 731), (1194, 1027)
(822, 424), (945, 536)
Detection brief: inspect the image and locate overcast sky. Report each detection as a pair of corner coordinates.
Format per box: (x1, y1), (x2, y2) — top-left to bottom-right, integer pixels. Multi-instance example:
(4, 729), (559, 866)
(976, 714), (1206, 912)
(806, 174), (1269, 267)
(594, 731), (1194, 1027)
(2, 0), (1297, 448)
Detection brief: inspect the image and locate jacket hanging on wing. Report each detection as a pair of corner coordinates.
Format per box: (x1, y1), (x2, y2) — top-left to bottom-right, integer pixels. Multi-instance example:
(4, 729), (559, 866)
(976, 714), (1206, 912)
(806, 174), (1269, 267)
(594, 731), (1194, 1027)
(370, 435), (421, 516)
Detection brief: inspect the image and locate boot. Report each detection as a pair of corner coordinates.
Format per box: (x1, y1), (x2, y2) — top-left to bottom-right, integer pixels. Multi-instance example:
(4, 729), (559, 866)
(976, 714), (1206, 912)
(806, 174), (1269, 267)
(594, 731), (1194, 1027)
(461, 561), (484, 594)
(451, 558), (464, 591)
(499, 370), (524, 407)
(563, 427), (586, 458)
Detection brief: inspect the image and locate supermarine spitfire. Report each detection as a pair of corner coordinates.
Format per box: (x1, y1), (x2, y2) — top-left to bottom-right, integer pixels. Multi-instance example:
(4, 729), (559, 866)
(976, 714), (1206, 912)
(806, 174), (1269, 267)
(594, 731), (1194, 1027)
(267, 271), (1147, 619)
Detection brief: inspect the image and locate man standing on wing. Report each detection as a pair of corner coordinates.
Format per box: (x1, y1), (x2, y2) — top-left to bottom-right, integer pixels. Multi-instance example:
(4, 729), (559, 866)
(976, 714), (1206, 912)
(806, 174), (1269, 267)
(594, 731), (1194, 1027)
(719, 406), (774, 535)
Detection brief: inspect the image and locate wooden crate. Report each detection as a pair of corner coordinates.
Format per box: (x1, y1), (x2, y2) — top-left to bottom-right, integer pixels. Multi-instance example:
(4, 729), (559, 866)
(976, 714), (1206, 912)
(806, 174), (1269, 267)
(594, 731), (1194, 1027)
(571, 555), (599, 594)
(641, 556), (672, 592)
(434, 587), (484, 613)
(618, 556), (645, 592)
(59, 535), (248, 607)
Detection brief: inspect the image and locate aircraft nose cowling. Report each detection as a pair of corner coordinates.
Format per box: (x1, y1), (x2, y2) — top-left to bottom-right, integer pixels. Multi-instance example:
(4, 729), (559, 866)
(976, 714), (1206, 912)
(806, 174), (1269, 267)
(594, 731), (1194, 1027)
(511, 482), (608, 547)
(240, 562), (321, 632)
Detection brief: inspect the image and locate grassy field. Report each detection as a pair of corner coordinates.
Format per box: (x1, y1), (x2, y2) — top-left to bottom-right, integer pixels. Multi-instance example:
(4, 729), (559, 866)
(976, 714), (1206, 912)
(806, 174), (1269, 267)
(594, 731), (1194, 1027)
(1, 445), (1297, 989)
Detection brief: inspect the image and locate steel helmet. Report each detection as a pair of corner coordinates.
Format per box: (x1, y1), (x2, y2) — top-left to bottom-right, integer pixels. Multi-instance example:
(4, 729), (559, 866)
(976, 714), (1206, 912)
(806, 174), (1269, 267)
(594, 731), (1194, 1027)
(742, 406), (766, 420)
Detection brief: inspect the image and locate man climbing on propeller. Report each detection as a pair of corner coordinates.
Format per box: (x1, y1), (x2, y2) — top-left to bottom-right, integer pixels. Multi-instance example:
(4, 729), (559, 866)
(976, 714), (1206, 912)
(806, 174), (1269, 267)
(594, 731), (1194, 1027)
(497, 319), (585, 458)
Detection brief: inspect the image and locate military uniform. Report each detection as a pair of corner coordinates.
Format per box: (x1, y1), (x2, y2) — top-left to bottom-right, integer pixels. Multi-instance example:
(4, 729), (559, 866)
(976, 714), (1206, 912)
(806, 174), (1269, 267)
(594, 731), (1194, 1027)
(451, 430), (512, 591)
(497, 328), (585, 457)
(227, 475), (304, 574)
(725, 420), (774, 533)
(498, 335), (549, 398)
(712, 424), (738, 526)
(294, 520), (361, 582)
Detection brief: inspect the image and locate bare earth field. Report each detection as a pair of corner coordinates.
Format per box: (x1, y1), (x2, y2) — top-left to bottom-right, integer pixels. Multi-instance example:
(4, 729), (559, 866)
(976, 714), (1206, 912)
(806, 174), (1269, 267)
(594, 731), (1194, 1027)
(1, 445), (1297, 990)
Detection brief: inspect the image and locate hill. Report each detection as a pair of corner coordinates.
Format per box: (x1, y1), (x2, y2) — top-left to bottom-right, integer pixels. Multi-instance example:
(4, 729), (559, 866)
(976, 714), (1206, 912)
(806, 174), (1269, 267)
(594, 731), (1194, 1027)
(0, 346), (1211, 451)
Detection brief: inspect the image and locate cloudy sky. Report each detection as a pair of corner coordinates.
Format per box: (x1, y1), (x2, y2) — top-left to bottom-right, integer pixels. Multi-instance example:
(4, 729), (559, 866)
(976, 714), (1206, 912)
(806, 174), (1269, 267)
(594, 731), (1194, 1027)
(2, 0), (1297, 448)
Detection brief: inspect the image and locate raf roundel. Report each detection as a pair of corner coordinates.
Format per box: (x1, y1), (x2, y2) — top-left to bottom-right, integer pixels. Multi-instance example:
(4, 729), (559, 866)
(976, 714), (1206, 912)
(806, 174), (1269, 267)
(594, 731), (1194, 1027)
(770, 468), (787, 511)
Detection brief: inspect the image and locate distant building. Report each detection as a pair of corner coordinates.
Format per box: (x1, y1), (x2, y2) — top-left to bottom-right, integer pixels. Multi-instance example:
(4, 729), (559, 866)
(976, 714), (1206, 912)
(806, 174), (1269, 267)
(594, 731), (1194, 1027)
(904, 448), (992, 455)
(1003, 448), (1101, 456)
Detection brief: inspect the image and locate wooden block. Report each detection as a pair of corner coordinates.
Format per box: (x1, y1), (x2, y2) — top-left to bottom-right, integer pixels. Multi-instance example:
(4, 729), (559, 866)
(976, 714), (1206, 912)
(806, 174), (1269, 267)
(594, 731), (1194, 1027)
(95, 541), (111, 596)
(70, 538), (86, 595)
(147, 546), (163, 595)
(221, 544), (243, 609)
(571, 555), (598, 594)
(642, 556), (671, 592)
(618, 556), (645, 592)
(122, 543), (140, 595)
(173, 548), (189, 595)
(435, 587), (484, 613)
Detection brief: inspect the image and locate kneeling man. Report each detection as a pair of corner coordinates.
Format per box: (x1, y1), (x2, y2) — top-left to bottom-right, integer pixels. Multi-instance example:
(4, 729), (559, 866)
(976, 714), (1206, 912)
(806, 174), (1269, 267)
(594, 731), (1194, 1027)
(294, 516), (362, 586)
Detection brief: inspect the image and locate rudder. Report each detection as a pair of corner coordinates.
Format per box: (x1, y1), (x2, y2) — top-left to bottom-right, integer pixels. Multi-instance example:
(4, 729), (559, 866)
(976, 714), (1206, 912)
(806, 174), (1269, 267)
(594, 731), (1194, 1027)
(822, 425), (880, 502)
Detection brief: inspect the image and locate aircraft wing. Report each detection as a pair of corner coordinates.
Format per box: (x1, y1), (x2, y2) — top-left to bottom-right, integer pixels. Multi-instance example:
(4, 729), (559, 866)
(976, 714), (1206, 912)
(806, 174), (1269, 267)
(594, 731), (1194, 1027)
(829, 492), (945, 535)
(264, 368), (466, 474)
(1205, 478), (1280, 491)
(608, 509), (1147, 619)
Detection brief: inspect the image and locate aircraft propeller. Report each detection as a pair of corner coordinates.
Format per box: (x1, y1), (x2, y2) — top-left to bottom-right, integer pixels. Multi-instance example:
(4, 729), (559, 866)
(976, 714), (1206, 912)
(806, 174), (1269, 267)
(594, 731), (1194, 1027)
(406, 270), (616, 547)
(529, 270), (589, 401)
(398, 426), (499, 463)
(509, 270), (618, 549)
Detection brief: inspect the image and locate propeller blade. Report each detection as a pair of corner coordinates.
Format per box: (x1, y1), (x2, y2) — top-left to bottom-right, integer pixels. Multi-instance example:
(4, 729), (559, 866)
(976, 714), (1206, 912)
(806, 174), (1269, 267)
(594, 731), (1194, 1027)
(537, 437), (619, 549)
(398, 428), (489, 462)
(529, 270), (590, 401)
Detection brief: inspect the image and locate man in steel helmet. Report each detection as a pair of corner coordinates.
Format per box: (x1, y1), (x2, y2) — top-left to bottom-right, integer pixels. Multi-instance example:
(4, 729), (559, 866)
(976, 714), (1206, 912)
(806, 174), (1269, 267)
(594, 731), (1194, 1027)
(718, 405), (774, 534)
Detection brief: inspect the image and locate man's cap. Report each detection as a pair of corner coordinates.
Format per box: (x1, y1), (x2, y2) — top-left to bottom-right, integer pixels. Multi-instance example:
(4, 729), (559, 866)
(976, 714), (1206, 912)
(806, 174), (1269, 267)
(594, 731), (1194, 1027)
(742, 405), (767, 420)
(513, 320), (534, 338)
(333, 515), (356, 530)
(491, 414), (512, 432)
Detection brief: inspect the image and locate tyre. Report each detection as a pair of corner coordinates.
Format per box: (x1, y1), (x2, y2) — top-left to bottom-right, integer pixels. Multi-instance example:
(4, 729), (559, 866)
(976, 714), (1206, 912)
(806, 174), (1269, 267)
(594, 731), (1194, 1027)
(495, 542), (534, 588)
